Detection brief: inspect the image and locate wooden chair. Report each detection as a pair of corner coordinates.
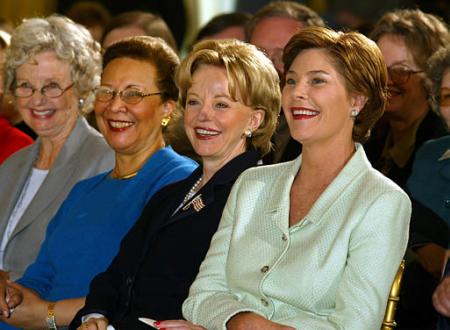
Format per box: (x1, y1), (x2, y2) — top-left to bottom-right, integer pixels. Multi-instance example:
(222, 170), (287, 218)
(381, 260), (406, 330)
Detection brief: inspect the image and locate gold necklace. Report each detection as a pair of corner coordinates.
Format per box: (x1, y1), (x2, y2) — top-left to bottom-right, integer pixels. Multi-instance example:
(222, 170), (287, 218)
(110, 170), (139, 180)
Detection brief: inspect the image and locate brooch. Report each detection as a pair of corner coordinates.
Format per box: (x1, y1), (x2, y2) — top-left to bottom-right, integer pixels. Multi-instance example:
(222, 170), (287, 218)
(182, 194), (205, 212)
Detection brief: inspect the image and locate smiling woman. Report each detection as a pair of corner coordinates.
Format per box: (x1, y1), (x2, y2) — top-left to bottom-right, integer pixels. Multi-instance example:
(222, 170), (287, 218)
(0, 15), (115, 286)
(182, 27), (411, 330)
(0, 36), (197, 330)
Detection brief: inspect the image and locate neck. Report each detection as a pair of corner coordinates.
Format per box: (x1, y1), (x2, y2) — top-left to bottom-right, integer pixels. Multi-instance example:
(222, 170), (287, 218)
(201, 148), (245, 187)
(112, 140), (165, 179)
(300, 138), (355, 181)
(35, 128), (76, 170)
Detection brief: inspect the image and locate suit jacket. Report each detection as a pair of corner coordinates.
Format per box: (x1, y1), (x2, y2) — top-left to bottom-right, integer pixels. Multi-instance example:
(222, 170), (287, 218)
(0, 117), (114, 279)
(183, 144), (411, 330)
(70, 150), (260, 330)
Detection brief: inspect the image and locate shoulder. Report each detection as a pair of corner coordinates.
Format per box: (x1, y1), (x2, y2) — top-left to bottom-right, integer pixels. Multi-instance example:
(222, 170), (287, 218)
(238, 160), (296, 181)
(416, 136), (450, 159)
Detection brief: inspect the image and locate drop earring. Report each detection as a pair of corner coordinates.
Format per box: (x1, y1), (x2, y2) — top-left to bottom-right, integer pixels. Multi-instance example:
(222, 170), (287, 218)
(78, 98), (85, 109)
(161, 116), (171, 127)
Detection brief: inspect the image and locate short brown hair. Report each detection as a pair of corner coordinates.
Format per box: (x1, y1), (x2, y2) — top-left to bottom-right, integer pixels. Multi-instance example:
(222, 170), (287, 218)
(176, 39), (281, 155)
(370, 9), (449, 70)
(103, 36), (179, 103)
(283, 26), (388, 143)
(245, 1), (325, 41)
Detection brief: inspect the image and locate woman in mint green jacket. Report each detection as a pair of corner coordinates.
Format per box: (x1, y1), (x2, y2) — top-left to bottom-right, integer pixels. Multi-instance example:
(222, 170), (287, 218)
(183, 27), (411, 330)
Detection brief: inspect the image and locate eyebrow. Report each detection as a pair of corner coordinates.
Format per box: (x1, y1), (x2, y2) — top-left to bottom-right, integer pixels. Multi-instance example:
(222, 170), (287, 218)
(286, 69), (331, 76)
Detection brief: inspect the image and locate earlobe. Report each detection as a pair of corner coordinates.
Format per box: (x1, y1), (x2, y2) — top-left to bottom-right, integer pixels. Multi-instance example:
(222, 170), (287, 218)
(162, 100), (176, 117)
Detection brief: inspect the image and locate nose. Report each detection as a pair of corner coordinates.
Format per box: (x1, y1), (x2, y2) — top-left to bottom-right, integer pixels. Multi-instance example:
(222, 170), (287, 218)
(107, 93), (127, 112)
(196, 102), (213, 121)
(27, 90), (47, 106)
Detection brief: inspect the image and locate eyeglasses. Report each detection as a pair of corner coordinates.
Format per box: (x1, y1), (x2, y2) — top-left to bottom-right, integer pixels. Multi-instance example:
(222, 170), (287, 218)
(440, 87), (450, 107)
(94, 86), (162, 105)
(13, 82), (74, 98)
(387, 67), (423, 85)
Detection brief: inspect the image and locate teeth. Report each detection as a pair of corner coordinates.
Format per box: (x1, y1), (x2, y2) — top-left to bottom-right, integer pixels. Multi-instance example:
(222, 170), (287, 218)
(32, 110), (54, 116)
(195, 128), (219, 136)
(292, 109), (319, 116)
(109, 121), (133, 128)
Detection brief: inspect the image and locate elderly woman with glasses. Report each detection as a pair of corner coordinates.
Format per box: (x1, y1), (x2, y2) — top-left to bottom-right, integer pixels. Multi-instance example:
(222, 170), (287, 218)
(0, 15), (115, 294)
(0, 36), (197, 330)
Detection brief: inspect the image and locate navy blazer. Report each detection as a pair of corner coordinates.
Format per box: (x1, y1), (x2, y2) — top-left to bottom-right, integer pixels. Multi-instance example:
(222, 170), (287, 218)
(70, 150), (260, 330)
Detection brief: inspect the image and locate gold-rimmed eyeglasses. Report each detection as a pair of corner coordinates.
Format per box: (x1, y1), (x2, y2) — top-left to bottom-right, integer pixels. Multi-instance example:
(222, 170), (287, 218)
(94, 86), (162, 105)
(387, 67), (423, 85)
(13, 82), (74, 98)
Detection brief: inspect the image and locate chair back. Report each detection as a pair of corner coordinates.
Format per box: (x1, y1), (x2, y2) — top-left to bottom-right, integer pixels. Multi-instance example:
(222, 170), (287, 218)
(381, 260), (405, 330)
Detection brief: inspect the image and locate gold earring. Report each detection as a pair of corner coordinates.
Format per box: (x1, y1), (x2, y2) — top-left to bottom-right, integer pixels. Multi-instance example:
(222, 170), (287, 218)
(161, 116), (171, 127)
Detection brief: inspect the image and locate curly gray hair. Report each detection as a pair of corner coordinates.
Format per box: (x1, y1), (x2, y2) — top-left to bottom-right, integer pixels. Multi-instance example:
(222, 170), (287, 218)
(4, 14), (102, 113)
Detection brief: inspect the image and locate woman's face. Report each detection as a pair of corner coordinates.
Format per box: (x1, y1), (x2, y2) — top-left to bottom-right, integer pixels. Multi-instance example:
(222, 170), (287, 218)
(377, 34), (428, 120)
(14, 51), (78, 140)
(282, 48), (357, 148)
(95, 57), (170, 156)
(184, 64), (263, 165)
(440, 68), (450, 129)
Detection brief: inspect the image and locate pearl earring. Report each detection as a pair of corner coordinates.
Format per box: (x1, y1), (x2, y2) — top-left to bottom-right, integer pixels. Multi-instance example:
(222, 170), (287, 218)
(351, 109), (359, 117)
(244, 129), (252, 138)
(78, 98), (85, 109)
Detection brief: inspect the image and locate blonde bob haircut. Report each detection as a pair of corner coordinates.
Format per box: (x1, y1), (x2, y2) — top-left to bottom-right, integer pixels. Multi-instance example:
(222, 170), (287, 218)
(176, 39), (281, 156)
(4, 15), (101, 113)
(283, 26), (388, 143)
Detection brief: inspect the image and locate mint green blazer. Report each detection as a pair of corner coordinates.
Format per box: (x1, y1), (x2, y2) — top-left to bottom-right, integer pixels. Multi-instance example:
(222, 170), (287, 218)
(183, 145), (411, 330)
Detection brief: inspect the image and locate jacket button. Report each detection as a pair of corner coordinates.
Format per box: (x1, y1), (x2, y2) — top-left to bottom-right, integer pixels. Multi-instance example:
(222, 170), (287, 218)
(282, 233), (288, 241)
(260, 265), (269, 273)
(261, 298), (269, 306)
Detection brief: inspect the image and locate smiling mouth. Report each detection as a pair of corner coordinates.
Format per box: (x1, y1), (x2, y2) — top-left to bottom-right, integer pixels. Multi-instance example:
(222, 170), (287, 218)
(31, 109), (55, 118)
(194, 127), (220, 139)
(291, 108), (319, 119)
(108, 120), (134, 131)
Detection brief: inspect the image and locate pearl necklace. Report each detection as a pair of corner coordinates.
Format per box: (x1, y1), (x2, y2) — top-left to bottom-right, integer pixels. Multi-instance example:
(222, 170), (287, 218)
(182, 176), (203, 205)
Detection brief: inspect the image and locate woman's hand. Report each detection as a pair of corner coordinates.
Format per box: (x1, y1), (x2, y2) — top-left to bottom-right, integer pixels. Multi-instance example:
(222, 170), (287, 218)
(77, 316), (109, 330)
(0, 270), (11, 317)
(227, 312), (295, 330)
(155, 319), (206, 330)
(433, 276), (450, 316)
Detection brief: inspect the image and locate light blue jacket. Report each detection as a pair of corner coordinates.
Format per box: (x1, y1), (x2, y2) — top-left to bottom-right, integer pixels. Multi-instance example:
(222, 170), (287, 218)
(183, 145), (411, 330)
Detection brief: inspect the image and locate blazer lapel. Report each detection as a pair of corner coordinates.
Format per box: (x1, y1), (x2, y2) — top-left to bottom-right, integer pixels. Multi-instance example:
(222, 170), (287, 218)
(9, 118), (88, 238)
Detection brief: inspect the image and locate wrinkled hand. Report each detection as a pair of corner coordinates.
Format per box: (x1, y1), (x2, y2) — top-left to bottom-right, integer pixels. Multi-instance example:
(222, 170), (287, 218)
(433, 276), (450, 317)
(227, 312), (295, 330)
(155, 319), (206, 330)
(0, 269), (11, 317)
(77, 316), (109, 330)
(0, 282), (47, 329)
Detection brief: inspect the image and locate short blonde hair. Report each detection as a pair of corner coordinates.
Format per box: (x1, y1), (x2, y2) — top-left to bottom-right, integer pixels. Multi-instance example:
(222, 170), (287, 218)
(4, 15), (101, 113)
(176, 39), (281, 155)
(283, 27), (388, 143)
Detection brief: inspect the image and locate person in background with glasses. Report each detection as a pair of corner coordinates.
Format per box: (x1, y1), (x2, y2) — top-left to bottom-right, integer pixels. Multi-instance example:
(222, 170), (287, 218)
(367, 9), (450, 329)
(404, 44), (450, 330)
(0, 14), (115, 318)
(0, 36), (197, 330)
(366, 9), (449, 188)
